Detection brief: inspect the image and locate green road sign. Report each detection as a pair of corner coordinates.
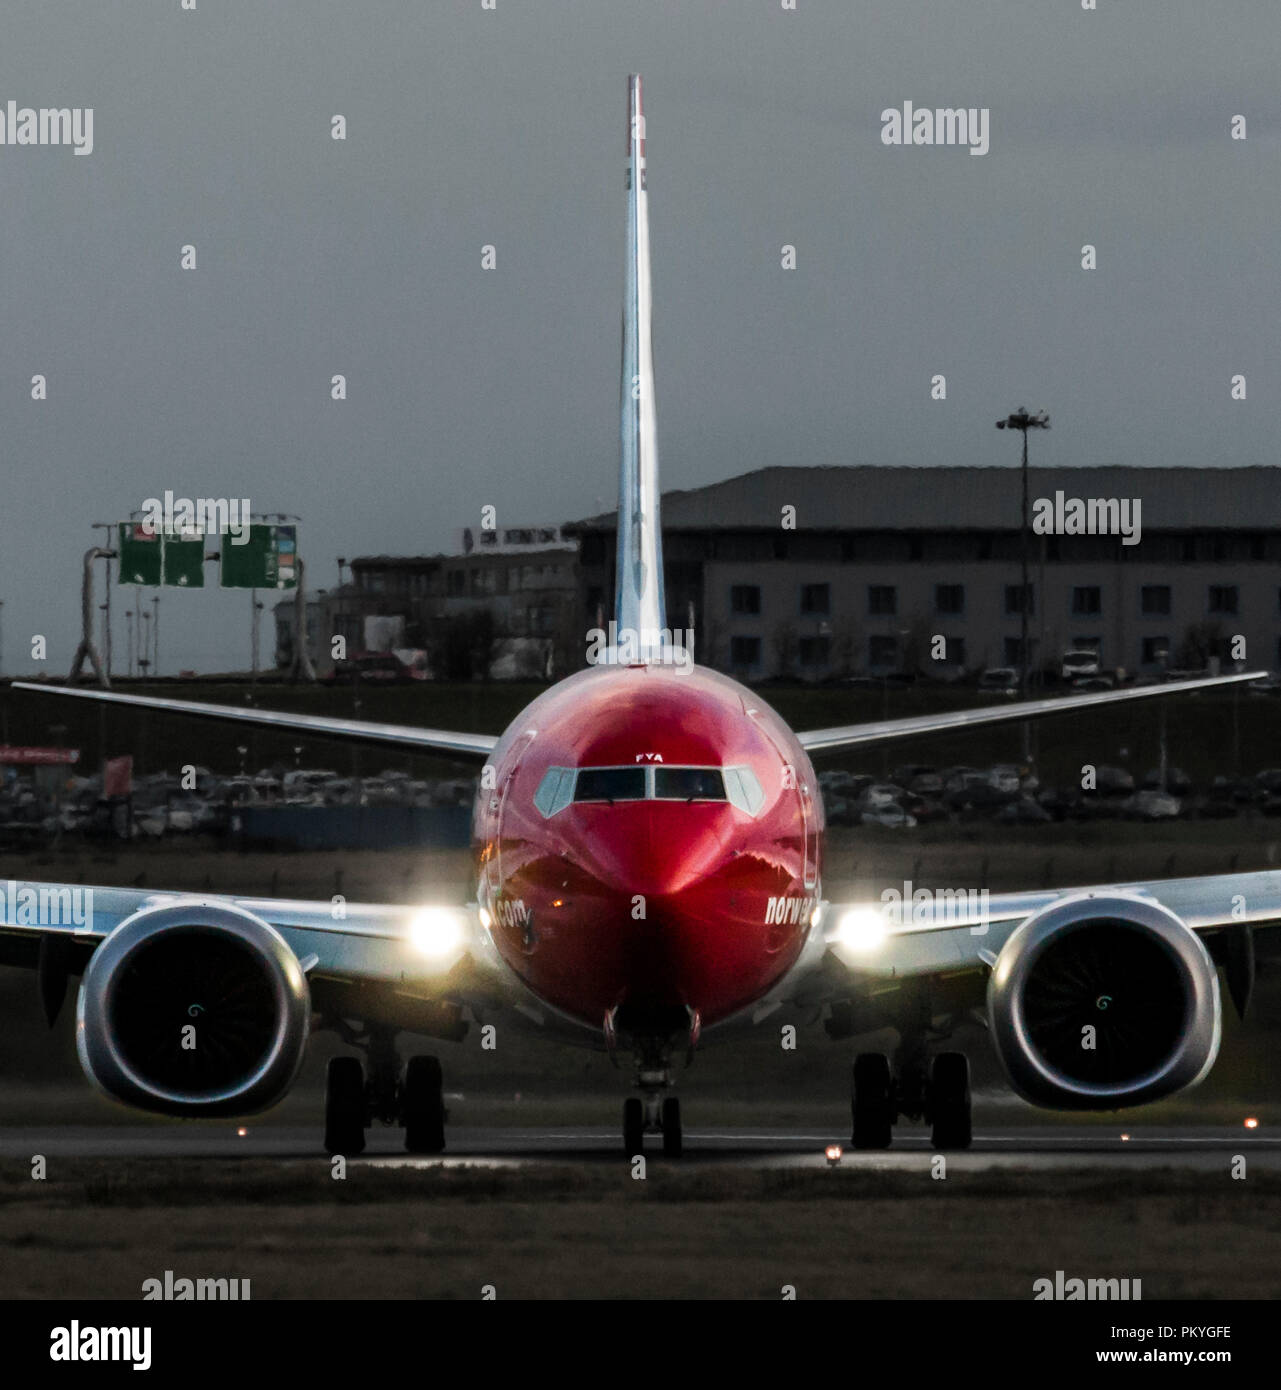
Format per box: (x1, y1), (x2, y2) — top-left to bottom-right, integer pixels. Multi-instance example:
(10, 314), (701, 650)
(220, 523), (298, 589)
(117, 523), (206, 587)
(163, 533), (206, 587)
(117, 523), (162, 586)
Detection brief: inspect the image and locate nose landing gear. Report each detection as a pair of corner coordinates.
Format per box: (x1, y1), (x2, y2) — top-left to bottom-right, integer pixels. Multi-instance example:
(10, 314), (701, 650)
(621, 1038), (684, 1158)
(621, 1090), (682, 1158)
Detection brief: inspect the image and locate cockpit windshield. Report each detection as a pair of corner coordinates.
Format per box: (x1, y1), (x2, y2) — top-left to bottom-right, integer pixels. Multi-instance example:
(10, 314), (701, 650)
(573, 767), (647, 803)
(654, 767), (725, 801)
(534, 763), (764, 818)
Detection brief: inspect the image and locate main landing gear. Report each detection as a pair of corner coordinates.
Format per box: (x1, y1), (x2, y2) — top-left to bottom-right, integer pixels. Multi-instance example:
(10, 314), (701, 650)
(850, 1048), (972, 1151)
(322, 1026), (447, 1156)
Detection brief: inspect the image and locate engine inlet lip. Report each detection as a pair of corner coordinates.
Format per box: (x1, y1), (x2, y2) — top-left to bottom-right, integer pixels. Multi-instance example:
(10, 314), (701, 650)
(79, 902), (309, 1113)
(992, 893), (1219, 1106)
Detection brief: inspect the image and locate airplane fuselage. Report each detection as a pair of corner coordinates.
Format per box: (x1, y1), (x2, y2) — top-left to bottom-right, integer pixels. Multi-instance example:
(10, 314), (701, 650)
(472, 663), (823, 1036)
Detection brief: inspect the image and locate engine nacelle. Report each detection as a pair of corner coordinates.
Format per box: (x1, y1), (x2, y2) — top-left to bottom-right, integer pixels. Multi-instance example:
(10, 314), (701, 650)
(77, 902), (310, 1116)
(987, 894), (1220, 1110)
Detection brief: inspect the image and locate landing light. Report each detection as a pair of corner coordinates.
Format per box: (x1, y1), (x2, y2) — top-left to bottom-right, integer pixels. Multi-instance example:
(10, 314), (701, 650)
(825, 1144), (842, 1166)
(1245, 1117), (1259, 1130)
(835, 907), (890, 952)
(411, 907), (463, 959)
(478, 906), (493, 931)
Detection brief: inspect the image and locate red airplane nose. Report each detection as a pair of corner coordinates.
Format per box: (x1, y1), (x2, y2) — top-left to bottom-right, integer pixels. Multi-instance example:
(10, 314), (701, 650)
(569, 800), (732, 899)
(560, 802), (787, 1021)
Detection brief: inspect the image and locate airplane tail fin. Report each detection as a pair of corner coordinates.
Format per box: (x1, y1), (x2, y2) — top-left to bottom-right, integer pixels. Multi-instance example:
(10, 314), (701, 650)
(611, 74), (669, 663)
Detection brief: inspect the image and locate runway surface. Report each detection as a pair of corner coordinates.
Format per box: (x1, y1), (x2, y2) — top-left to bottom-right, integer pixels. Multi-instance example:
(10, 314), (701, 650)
(1, 1123), (1275, 1169)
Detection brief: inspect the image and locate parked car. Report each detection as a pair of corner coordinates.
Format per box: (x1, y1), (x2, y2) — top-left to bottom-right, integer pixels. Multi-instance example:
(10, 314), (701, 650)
(1141, 767), (1192, 795)
(987, 764), (1023, 795)
(859, 783), (904, 809)
(1121, 789), (1181, 821)
(860, 804), (917, 829)
(1061, 649), (1101, 680)
(326, 650), (424, 684)
(977, 667), (1018, 696)
(996, 796), (1052, 825)
(1094, 765), (1135, 795)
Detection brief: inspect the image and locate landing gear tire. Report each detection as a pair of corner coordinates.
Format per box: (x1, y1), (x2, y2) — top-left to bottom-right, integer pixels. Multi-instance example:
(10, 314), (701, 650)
(324, 1055), (367, 1156)
(661, 1096), (683, 1158)
(403, 1054), (446, 1154)
(623, 1097), (644, 1158)
(929, 1051), (972, 1151)
(851, 1051), (893, 1149)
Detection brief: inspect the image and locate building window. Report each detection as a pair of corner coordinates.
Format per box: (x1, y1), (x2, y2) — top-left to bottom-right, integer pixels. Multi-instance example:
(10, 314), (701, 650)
(1141, 585), (1171, 616)
(935, 583), (965, 616)
(729, 636), (761, 668)
(1141, 637), (1170, 666)
(798, 635), (831, 666)
(1208, 584), (1239, 615)
(1004, 636), (1031, 667)
(731, 584), (761, 615)
(868, 585), (897, 616)
(1005, 583), (1034, 616)
(800, 583), (830, 616)
(869, 634), (897, 669)
(934, 635), (966, 668)
(1071, 586), (1101, 616)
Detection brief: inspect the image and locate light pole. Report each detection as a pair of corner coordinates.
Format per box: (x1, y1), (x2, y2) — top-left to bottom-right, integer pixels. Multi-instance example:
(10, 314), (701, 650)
(151, 595), (160, 678)
(996, 409), (1050, 701)
(125, 610), (134, 678)
(93, 522), (114, 678)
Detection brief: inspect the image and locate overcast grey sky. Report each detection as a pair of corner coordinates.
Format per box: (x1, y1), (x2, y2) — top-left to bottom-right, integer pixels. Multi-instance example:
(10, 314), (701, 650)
(3, 1), (1280, 674)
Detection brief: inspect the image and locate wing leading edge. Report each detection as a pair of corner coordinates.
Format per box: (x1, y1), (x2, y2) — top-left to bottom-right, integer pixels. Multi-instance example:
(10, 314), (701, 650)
(11, 682), (497, 759)
(795, 669), (1264, 754)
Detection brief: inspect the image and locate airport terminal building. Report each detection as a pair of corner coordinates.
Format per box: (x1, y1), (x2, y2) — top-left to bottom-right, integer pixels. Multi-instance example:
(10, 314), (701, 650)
(565, 465), (1281, 682)
(279, 466), (1281, 682)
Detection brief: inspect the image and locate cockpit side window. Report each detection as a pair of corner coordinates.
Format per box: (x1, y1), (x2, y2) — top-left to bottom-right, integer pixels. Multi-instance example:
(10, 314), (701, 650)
(533, 766), (576, 817)
(653, 767), (725, 802)
(573, 766), (647, 803)
(723, 765), (766, 816)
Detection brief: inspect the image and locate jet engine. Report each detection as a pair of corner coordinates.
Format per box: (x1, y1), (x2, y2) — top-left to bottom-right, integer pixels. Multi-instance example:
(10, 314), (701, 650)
(987, 894), (1220, 1109)
(76, 902), (310, 1116)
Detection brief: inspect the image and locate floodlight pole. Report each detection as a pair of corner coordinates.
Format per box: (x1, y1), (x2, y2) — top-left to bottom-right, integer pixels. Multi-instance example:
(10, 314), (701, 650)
(251, 589), (259, 683)
(996, 409), (1050, 702)
(93, 523), (114, 678)
(289, 558), (317, 683)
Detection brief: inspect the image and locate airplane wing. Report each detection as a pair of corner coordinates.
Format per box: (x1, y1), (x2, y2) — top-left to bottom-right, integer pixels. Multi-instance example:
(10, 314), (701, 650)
(804, 869), (1281, 1024)
(0, 882), (526, 1036)
(10, 682), (497, 759)
(794, 670), (1264, 754)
